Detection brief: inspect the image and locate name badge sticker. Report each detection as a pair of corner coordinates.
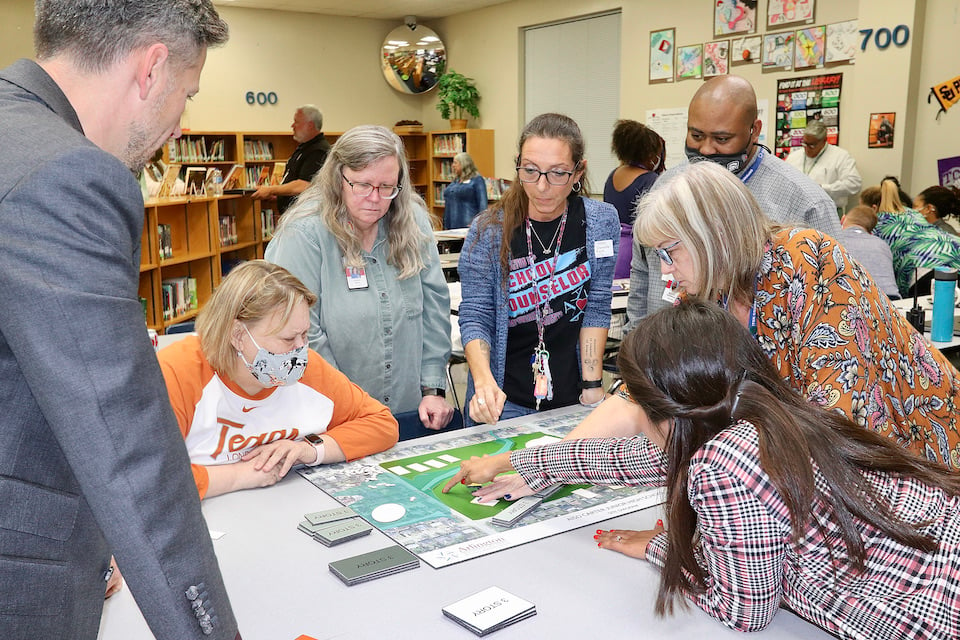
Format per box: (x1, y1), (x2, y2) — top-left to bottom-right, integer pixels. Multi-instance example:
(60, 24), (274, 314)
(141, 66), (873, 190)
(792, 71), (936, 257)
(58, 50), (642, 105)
(344, 265), (368, 290)
(594, 239), (614, 258)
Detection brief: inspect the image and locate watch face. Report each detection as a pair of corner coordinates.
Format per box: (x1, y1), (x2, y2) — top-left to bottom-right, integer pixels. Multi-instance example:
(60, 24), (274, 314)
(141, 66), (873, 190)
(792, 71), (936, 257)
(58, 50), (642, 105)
(305, 434), (324, 445)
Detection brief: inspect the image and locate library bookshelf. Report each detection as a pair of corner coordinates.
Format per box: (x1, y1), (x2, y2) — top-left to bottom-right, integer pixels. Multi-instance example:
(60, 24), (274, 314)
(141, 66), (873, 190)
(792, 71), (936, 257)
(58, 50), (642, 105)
(145, 129), (432, 332)
(141, 193), (277, 333)
(428, 129), (495, 227)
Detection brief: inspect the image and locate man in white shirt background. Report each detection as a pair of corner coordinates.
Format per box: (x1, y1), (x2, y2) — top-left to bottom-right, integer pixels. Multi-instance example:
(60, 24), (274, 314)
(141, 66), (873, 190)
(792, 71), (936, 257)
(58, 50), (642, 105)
(786, 120), (862, 214)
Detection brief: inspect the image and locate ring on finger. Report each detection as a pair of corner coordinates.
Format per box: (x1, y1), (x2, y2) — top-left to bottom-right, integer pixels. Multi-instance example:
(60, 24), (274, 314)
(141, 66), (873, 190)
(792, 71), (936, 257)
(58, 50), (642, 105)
(477, 397), (486, 406)
(615, 535), (622, 542)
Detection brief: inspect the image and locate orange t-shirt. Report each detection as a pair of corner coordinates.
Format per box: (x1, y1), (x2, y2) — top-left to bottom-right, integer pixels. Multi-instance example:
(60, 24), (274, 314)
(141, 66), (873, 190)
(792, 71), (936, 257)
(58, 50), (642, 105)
(158, 335), (398, 497)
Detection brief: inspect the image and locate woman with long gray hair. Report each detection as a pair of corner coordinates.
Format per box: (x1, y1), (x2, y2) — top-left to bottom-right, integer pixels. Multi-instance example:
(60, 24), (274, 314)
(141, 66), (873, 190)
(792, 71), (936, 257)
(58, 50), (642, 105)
(266, 125), (455, 432)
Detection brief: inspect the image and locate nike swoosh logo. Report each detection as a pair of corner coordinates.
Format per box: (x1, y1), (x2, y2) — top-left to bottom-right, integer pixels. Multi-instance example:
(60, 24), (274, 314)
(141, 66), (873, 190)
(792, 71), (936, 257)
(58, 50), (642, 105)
(241, 406), (256, 412)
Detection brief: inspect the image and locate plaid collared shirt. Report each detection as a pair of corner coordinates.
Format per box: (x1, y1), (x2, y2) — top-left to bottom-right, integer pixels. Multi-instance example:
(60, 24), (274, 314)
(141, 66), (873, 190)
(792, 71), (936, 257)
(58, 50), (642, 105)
(511, 421), (960, 638)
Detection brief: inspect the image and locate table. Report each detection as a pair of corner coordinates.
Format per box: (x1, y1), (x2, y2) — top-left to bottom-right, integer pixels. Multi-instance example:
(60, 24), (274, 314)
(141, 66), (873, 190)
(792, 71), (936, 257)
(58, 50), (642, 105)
(98, 411), (831, 640)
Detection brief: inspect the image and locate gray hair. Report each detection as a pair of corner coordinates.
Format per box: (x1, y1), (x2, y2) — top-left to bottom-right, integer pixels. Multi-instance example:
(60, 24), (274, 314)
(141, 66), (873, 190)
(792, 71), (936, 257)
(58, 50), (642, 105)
(636, 161), (771, 308)
(298, 104), (324, 131)
(34, 0), (229, 72)
(804, 120), (827, 141)
(279, 125), (428, 279)
(453, 152), (480, 181)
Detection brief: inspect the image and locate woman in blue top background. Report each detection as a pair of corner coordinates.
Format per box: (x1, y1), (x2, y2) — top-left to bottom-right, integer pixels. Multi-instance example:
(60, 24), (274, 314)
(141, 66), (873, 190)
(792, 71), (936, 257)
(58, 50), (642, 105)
(602, 120), (665, 279)
(443, 151), (488, 229)
(458, 113), (619, 425)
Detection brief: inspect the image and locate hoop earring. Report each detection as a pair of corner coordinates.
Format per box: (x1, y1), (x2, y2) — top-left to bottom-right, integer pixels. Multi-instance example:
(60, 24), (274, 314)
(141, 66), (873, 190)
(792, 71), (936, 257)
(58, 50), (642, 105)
(572, 181), (582, 193)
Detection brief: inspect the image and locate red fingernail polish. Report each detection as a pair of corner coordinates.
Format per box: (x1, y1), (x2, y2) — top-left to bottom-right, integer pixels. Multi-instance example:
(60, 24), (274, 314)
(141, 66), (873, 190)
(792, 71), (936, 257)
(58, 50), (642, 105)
(461, 479), (466, 484)
(596, 529), (603, 534)
(656, 519), (663, 528)
(597, 542), (602, 547)
(593, 535), (599, 540)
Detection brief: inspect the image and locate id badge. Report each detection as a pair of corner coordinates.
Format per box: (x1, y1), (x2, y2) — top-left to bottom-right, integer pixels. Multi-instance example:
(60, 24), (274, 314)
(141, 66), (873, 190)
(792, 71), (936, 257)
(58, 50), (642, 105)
(345, 265), (368, 290)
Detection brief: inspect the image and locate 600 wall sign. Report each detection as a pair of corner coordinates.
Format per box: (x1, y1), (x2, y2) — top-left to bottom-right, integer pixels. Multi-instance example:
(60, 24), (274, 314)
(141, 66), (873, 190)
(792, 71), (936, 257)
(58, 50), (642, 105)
(246, 91), (278, 105)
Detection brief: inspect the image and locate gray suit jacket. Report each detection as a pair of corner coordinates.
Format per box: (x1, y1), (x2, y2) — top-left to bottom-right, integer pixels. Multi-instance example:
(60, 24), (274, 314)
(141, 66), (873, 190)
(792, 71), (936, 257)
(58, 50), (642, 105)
(0, 59), (238, 640)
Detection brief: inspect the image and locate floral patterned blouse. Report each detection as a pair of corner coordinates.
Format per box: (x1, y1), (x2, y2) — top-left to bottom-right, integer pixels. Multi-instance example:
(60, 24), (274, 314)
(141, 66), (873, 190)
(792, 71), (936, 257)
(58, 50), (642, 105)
(756, 228), (960, 469)
(873, 208), (960, 296)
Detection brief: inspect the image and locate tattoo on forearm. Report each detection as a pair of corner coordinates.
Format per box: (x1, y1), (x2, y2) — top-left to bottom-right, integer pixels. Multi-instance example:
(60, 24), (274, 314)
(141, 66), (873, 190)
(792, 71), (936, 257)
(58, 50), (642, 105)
(478, 340), (490, 358)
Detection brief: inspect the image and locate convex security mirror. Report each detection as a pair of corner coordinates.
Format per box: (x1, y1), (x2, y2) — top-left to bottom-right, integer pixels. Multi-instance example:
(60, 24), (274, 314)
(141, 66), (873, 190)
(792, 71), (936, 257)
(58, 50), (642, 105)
(381, 21), (446, 94)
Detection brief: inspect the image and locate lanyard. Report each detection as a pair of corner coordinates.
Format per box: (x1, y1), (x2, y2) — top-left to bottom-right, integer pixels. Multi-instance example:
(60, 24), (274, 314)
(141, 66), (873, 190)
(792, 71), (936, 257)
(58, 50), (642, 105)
(524, 209), (568, 408)
(738, 146), (765, 184)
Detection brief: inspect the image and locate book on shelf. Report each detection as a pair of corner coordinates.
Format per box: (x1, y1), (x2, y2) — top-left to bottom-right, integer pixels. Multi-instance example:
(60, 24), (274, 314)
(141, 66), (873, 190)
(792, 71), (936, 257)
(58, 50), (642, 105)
(222, 164), (243, 190)
(243, 139), (275, 161)
(270, 162), (286, 186)
(439, 158), (454, 180)
(161, 276), (198, 319)
(261, 208), (278, 240)
(485, 177), (509, 200)
(157, 224), (173, 260)
(432, 133), (465, 155)
(219, 215), (238, 246)
(256, 165), (271, 186)
(185, 167), (206, 196)
(157, 163), (182, 198)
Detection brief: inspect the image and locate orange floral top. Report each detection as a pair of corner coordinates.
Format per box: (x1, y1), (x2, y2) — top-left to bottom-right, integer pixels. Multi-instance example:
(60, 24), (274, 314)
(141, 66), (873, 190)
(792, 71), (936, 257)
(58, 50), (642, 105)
(756, 228), (960, 469)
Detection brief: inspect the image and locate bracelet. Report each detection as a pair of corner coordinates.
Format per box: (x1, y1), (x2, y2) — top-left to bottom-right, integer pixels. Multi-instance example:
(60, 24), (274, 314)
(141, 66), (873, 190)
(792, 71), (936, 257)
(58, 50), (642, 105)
(579, 392), (603, 408)
(579, 379), (603, 389)
(421, 387), (446, 398)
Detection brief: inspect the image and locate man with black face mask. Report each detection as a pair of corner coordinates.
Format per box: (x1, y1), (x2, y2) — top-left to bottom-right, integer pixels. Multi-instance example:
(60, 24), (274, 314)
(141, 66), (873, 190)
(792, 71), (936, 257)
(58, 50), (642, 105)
(626, 75), (841, 327)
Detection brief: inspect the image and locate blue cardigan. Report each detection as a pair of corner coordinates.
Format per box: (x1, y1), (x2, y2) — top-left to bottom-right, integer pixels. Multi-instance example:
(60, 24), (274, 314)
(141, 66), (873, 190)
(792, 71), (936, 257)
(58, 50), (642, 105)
(458, 196), (619, 412)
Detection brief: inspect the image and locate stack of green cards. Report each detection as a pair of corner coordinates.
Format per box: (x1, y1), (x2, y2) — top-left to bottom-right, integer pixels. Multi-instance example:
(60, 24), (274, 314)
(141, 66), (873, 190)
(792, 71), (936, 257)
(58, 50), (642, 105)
(442, 586), (537, 636)
(298, 507), (372, 547)
(328, 544), (420, 586)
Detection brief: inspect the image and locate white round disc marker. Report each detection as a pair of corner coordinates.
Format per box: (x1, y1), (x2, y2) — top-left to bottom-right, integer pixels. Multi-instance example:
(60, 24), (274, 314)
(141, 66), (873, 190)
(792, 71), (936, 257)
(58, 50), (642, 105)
(371, 503), (406, 523)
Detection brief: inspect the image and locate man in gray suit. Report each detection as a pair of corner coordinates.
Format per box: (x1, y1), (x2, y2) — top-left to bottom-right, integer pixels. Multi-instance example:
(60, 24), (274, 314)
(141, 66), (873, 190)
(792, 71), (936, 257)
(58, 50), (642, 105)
(0, 2), (240, 638)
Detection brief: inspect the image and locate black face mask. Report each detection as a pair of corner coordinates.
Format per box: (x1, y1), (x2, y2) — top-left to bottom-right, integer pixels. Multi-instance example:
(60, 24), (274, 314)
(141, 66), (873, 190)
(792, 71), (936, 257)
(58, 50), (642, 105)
(684, 143), (752, 174)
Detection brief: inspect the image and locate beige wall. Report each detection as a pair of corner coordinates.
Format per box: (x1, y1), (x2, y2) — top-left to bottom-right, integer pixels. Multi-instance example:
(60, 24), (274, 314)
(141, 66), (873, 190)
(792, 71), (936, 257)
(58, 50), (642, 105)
(2, 0), (955, 195)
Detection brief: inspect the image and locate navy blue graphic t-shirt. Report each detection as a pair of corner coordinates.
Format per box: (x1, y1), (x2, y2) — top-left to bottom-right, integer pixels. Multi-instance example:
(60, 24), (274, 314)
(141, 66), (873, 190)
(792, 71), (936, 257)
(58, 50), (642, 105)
(503, 197), (589, 410)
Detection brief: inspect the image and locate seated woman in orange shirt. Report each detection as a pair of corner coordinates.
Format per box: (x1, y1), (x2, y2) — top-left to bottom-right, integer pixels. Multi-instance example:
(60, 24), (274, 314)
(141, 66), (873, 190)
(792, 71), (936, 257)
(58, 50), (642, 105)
(158, 260), (398, 498)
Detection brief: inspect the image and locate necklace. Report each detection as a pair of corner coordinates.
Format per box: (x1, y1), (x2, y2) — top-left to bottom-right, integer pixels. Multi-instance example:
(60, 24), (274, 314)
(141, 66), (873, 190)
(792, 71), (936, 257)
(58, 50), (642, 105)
(529, 215), (564, 254)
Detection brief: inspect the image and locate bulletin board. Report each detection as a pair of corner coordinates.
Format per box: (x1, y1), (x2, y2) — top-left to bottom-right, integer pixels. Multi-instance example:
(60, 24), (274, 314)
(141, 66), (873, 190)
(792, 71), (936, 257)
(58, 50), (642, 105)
(774, 72), (842, 159)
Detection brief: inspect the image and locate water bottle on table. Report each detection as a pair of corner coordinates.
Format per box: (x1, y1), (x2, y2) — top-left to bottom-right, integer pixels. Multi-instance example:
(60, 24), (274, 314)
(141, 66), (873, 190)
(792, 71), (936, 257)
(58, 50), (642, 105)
(931, 269), (958, 342)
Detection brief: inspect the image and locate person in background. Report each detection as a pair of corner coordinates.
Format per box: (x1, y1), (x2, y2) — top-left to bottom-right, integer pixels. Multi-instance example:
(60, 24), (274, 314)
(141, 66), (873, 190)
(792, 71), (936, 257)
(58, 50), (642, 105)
(627, 75), (841, 330)
(603, 119), (665, 279)
(159, 261), (398, 499)
(266, 125), (455, 432)
(445, 301), (960, 640)
(443, 151), (488, 229)
(253, 104), (331, 213)
(834, 205), (901, 299)
(458, 113), (619, 425)
(0, 1), (239, 638)
(864, 178), (960, 297)
(785, 120), (862, 214)
(915, 185), (960, 237)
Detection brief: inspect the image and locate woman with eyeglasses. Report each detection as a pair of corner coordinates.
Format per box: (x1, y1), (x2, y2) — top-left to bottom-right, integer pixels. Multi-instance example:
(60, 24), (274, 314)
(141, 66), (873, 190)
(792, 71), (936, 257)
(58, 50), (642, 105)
(444, 301), (960, 639)
(458, 113), (619, 425)
(266, 125), (455, 432)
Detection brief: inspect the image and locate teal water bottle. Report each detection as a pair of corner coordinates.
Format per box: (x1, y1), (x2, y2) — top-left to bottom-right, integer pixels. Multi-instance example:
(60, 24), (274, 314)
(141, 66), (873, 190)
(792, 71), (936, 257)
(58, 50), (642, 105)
(931, 269), (958, 342)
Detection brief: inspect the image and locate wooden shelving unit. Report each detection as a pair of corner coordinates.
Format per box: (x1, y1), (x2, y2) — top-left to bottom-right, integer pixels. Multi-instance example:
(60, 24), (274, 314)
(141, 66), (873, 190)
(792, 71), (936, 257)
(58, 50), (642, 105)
(427, 129), (495, 228)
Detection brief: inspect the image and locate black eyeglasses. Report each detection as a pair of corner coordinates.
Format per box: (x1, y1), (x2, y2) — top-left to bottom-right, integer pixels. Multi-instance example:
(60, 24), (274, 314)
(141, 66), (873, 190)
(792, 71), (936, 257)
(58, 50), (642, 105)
(654, 240), (682, 265)
(341, 171), (401, 199)
(515, 165), (577, 186)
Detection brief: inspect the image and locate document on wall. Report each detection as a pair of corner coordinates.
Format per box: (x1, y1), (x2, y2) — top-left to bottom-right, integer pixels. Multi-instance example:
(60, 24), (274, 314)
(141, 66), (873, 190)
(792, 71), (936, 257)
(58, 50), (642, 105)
(646, 107), (687, 170)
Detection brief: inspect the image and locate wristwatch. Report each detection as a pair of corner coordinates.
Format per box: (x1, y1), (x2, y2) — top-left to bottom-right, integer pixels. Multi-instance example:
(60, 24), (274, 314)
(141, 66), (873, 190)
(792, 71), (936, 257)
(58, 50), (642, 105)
(304, 433), (325, 466)
(421, 387), (446, 398)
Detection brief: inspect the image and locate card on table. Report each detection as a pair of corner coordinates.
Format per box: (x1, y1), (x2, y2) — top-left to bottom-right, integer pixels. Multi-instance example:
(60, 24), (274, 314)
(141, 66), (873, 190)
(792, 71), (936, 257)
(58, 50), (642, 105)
(328, 544), (420, 586)
(442, 586), (537, 636)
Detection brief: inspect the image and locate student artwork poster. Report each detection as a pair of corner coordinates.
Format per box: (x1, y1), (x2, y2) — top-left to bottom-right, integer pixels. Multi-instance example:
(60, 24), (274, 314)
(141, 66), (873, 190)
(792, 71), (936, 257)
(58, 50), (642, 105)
(649, 28), (675, 82)
(794, 26), (825, 69)
(762, 31), (795, 70)
(767, 0), (815, 28)
(825, 20), (858, 63)
(731, 35), (762, 65)
(677, 45), (703, 80)
(714, 0), (757, 37)
(704, 41), (729, 77)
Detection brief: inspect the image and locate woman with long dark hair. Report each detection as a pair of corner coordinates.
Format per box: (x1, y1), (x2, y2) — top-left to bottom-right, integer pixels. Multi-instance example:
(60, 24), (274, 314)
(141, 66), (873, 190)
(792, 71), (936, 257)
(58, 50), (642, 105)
(445, 301), (960, 638)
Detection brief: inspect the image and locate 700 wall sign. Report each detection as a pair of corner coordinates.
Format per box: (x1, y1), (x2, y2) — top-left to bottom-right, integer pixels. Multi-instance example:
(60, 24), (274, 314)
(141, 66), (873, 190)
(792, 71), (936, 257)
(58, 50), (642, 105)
(859, 25), (910, 51)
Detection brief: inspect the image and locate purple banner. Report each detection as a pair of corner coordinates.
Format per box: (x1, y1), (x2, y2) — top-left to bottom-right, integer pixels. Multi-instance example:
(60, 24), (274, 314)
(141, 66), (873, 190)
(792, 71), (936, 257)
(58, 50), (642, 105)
(938, 155), (960, 188)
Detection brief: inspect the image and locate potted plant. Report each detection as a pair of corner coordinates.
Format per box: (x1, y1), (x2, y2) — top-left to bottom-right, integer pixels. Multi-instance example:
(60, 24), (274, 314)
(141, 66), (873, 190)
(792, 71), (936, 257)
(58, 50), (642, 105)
(435, 70), (480, 130)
